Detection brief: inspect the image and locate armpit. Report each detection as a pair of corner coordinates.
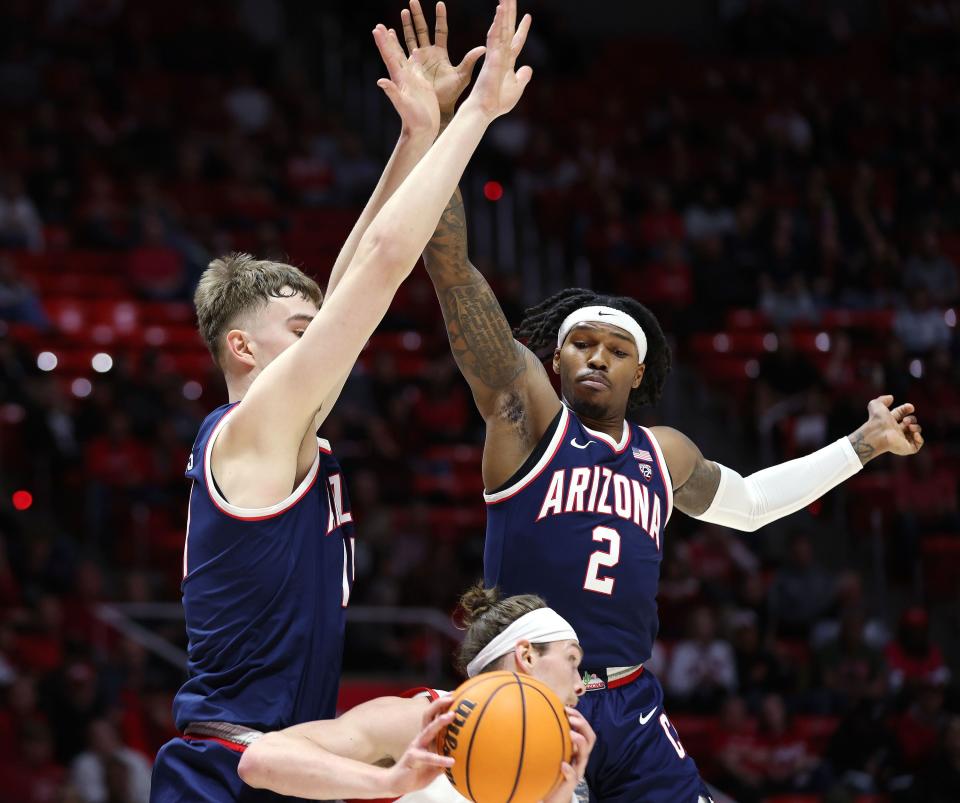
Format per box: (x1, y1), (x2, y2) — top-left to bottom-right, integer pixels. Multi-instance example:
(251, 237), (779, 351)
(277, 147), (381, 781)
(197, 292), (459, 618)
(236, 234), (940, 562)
(673, 457), (722, 516)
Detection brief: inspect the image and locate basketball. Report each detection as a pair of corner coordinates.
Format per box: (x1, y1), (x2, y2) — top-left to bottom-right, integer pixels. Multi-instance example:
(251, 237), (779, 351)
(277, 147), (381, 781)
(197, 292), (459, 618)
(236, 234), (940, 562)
(436, 671), (572, 803)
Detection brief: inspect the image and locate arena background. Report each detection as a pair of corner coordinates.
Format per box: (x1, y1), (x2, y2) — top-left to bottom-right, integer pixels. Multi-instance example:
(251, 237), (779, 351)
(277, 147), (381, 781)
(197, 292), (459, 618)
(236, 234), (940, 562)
(0, 0), (958, 801)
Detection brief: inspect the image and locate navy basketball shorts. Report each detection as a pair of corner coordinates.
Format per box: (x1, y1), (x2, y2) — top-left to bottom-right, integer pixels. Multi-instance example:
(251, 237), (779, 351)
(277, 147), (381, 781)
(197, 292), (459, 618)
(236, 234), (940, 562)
(577, 668), (713, 803)
(151, 738), (317, 803)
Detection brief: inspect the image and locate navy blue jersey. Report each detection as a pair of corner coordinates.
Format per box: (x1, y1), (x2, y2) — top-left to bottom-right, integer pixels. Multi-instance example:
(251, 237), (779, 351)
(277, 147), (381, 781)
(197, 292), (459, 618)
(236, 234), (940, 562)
(485, 407), (672, 670)
(173, 403), (355, 732)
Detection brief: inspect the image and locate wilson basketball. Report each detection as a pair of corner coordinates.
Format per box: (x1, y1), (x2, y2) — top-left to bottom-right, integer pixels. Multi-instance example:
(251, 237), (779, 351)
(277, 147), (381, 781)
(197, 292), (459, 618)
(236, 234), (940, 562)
(436, 671), (572, 803)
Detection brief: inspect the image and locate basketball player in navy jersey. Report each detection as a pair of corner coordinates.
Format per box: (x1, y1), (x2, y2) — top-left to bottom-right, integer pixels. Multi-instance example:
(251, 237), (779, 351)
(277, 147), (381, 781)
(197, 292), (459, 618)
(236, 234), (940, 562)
(397, 6), (926, 800)
(150, 3), (536, 799)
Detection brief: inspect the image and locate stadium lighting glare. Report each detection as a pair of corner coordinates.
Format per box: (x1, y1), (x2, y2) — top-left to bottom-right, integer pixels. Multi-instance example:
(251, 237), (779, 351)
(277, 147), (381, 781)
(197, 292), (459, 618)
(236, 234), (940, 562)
(183, 381), (203, 400)
(815, 333), (830, 352)
(713, 334), (730, 352)
(762, 333), (778, 352)
(91, 353), (114, 373)
(908, 359), (923, 379)
(37, 351), (58, 371)
(71, 378), (93, 398)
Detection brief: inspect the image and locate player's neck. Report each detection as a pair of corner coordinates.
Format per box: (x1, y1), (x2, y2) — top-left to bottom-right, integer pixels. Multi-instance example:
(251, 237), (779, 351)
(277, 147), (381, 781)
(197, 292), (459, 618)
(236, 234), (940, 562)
(225, 374), (253, 404)
(576, 411), (626, 441)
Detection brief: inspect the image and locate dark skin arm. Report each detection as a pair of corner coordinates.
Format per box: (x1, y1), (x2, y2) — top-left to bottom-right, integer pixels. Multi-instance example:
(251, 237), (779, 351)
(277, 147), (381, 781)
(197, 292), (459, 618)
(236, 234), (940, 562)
(405, 0), (560, 490)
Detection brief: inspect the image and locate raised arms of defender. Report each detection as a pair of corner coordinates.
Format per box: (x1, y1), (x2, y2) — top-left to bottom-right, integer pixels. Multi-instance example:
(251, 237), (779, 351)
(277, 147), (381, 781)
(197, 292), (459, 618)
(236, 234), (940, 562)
(403, 0), (562, 491)
(216, 0), (535, 506)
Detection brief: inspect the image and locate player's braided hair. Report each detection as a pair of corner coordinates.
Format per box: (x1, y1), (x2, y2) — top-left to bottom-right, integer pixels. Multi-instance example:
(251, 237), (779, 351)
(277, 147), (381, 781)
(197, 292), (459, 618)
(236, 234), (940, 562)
(515, 288), (671, 413)
(455, 583), (549, 676)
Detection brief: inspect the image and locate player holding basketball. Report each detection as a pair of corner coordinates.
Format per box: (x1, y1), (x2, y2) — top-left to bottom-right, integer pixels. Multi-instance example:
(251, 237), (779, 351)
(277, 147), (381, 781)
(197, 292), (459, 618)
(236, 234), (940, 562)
(236, 586), (595, 803)
(395, 5), (926, 801)
(151, 2), (536, 800)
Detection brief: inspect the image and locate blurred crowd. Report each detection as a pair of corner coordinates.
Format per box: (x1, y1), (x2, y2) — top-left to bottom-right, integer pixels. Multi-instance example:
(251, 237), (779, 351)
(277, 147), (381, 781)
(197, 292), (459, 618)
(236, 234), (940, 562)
(0, 1), (959, 801)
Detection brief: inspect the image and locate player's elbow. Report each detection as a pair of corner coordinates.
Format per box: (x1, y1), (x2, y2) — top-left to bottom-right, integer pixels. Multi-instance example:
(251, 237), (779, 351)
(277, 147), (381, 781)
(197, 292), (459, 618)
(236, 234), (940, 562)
(237, 741), (270, 788)
(357, 231), (417, 281)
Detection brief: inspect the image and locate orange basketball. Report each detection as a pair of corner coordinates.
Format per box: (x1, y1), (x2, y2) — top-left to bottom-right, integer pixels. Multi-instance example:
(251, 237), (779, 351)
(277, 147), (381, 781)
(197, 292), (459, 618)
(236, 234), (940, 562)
(436, 671), (572, 803)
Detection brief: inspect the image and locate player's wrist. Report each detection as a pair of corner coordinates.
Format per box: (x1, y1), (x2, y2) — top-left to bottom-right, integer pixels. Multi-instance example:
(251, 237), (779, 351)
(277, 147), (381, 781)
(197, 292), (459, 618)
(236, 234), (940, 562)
(847, 422), (885, 465)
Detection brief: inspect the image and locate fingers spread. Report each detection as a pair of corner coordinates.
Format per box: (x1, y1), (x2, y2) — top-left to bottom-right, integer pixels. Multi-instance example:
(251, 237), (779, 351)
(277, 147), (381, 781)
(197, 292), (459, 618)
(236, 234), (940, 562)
(401, 9), (419, 53)
(410, 0), (431, 48)
(373, 27), (407, 80)
(511, 12), (531, 58)
(417, 711), (455, 748)
(434, 1), (448, 49)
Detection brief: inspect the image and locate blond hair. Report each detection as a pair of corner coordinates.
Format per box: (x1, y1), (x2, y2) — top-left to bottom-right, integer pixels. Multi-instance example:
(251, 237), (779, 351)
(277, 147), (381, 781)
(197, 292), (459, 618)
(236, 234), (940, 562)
(194, 253), (322, 366)
(455, 582), (549, 676)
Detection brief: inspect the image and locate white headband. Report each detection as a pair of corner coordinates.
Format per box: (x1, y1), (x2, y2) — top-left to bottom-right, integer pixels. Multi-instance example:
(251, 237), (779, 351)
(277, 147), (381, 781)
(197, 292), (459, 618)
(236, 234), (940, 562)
(557, 306), (647, 364)
(466, 608), (579, 678)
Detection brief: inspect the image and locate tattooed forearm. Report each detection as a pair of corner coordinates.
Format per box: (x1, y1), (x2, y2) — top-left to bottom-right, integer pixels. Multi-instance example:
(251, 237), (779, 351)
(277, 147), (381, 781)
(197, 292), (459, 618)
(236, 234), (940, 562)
(422, 188), (474, 284)
(848, 431), (877, 465)
(442, 282), (527, 389)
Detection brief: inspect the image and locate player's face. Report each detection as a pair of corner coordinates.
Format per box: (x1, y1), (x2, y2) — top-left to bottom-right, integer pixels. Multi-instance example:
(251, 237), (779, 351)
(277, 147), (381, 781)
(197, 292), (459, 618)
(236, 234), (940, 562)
(240, 291), (319, 373)
(529, 640), (585, 707)
(553, 324), (645, 421)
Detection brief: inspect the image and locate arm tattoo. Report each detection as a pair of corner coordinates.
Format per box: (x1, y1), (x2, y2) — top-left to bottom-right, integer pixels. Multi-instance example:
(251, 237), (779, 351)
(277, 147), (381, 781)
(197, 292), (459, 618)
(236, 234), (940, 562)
(848, 432), (876, 465)
(442, 282), (526, 389)
(673, 458), (722, 516)
(424, 182), (526, 391)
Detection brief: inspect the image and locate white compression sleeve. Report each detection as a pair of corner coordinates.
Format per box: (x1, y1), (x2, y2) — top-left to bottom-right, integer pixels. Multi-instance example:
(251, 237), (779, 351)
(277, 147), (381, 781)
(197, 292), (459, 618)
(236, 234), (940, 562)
(693, 437), (864, 532)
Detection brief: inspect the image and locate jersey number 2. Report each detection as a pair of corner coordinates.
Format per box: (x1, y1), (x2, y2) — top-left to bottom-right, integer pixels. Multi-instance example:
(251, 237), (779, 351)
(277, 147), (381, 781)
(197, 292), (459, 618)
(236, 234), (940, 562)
(583, 526), (620, 595)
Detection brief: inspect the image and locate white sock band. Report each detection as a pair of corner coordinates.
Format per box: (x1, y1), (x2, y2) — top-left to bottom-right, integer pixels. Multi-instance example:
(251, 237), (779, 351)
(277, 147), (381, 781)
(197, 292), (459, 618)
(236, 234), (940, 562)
(466, 608), (578, 678)
(557, 306), (648, 363)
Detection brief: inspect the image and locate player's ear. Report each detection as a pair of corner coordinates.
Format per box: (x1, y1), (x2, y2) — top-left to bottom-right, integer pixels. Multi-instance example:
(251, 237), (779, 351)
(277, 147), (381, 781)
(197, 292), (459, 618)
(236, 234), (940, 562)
(514, 639), (536, 674)
(552, 348), (561, 375)
(225, 329), (256, 368)
(633, 363), (645, 389)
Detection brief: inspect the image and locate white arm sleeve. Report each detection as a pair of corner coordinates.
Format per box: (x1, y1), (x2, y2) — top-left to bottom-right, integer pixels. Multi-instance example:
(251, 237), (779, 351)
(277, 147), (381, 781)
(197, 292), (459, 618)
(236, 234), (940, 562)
(693, 437), (863, 532)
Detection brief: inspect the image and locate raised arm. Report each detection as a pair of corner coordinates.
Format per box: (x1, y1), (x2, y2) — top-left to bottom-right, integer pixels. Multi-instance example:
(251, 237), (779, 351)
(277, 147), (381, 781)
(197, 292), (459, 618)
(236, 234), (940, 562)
(238, 696), (455, 800)
(401, 0), (560, 488)
(220, 1), (535, 503)
(656, 395), (924, 529)
(318, 12), (483, 418)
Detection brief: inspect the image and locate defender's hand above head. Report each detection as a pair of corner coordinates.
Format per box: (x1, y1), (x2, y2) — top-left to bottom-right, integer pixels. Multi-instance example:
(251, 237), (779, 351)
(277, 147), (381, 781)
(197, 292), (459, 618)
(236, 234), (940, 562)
(373, 24), (441, 137)
(400, 0), (486, 116)
(461, 0), (533, 122)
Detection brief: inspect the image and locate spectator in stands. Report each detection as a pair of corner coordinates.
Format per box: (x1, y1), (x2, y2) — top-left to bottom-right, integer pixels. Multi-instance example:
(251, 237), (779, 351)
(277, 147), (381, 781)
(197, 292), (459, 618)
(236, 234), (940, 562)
(909, 715), (960, 803)
(711, 695), (761, 800)
(42, 658), (106, 764)
(885, 607), (950, 696)
(893, 288), (951, 354)
(814, 606), (887, 713)
(732, 611), (788, 705)
(686, 524), (759, 603)
(69, 719), (151, 803)
(0, 718), (65, 803)
(0, 256), (48, 327)
(827, 697), (903, 797)
(759, 274), (820, 328)
(666, 606), (737, 712)
(896, 677), (948, 774)
(768, 532), (836, 639)
(0, 173), (44, 252)
(906, 228), (959, 306)
(684, 184), (736, 243)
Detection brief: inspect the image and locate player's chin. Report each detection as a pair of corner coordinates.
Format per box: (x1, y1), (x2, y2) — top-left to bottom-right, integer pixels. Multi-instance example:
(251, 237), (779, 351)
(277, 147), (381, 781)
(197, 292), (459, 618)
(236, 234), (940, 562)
(568, 394), (611, 421)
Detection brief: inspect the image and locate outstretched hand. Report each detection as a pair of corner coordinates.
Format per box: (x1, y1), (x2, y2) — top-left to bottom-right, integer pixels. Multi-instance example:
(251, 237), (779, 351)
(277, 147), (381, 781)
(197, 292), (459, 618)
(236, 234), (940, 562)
(373, 24), (441, 137)
(462, 0), (533, 121)
(400, 1), (486, 115)
(382, 696), (455, 797)
(849, 395), (924, 464)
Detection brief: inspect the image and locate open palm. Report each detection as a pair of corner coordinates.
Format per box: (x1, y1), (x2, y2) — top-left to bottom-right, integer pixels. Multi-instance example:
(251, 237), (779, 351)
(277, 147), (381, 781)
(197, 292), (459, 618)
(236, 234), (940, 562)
(373, 24), (440, 136)
(400, 1), (486, 114)
(465, 0), (533, 121)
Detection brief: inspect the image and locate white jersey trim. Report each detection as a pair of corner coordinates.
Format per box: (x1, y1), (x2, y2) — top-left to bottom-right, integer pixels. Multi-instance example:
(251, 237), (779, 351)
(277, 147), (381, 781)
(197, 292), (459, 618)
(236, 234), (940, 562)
(203, 407), (322, 520)
(484, 407), (570, 504)
(639, 426), (673, 524)
(581, 418), (630, 453)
